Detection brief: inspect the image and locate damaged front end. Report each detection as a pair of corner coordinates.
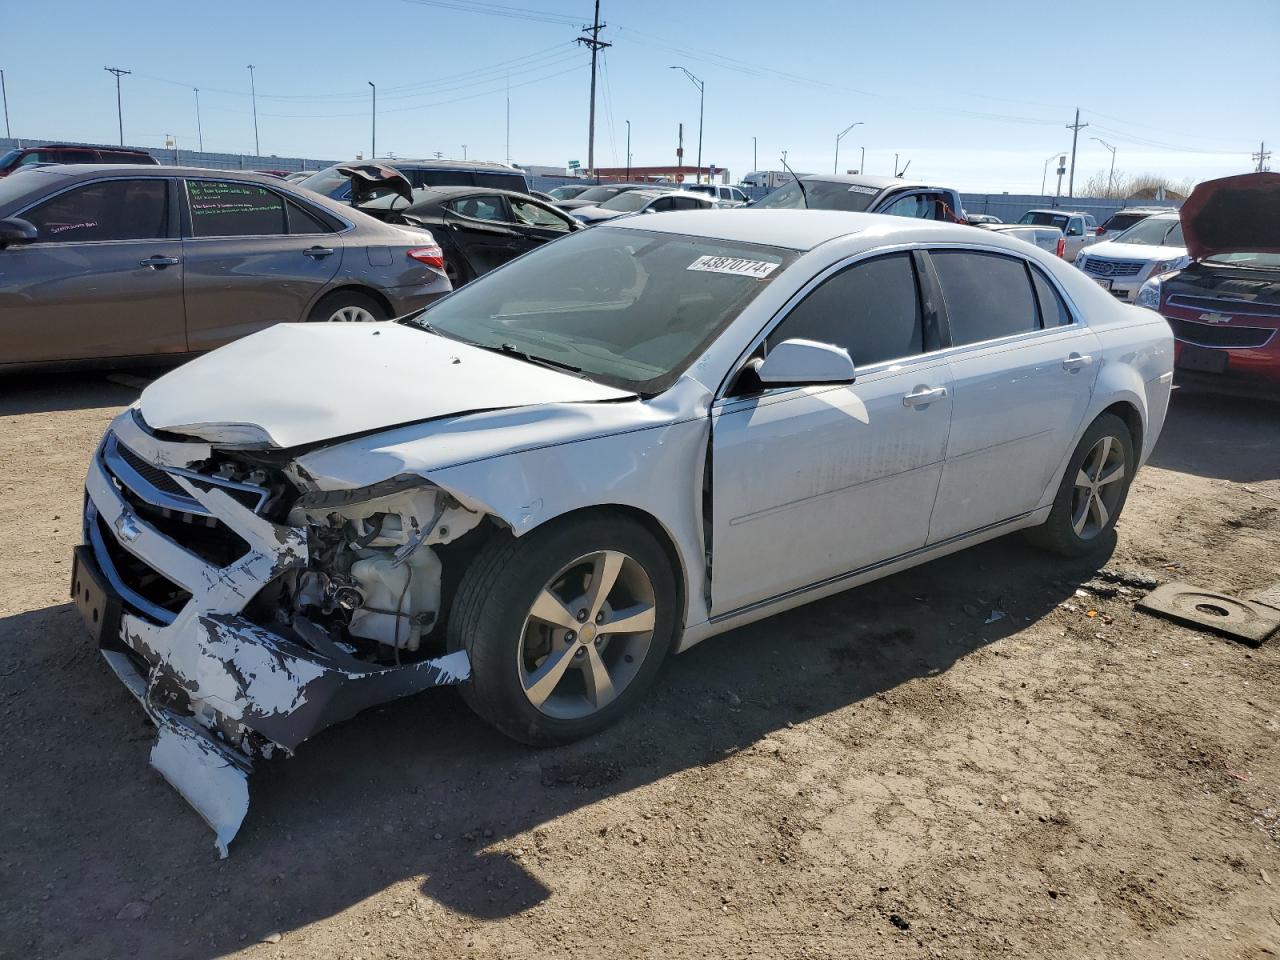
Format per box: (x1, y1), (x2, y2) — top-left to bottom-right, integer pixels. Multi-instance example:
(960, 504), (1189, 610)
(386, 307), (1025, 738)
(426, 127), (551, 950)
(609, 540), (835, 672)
(74, 408), (483, 855)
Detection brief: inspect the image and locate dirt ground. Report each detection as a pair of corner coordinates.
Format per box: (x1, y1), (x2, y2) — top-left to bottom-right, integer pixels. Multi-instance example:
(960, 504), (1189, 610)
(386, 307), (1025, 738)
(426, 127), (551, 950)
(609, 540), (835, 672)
(1, 371), (1278, 960)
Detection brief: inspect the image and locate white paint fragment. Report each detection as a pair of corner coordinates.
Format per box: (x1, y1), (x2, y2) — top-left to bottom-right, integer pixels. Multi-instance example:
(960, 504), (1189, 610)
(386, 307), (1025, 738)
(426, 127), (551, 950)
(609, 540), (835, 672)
(199, 619), (327, 718)
(150, 725), (250, 858)
(426, 649), (471, 685)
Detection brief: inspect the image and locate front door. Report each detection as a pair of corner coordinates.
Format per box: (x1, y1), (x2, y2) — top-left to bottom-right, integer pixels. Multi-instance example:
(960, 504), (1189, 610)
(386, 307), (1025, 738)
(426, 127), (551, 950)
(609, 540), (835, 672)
(710, 252), (953, 616)
(442, 195), (522, 277)
(506, 196), (577, 255)
(180, 178), (343, 351)
(926, 250), (1100, 541)
(0, 176), (185, 364)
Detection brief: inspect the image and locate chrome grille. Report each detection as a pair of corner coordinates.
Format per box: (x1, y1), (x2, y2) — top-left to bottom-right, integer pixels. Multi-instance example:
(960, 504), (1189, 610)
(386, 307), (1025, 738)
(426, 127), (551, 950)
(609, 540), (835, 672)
(1081, 257), (1144, 278)
(1167, 294), (1280, 319)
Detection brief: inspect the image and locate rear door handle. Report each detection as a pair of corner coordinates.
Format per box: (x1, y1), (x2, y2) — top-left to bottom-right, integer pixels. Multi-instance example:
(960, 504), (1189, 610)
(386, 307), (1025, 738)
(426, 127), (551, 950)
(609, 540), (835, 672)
(1062, 352), (1094, 372)
(902, 385), (948, 407)
(139, 256), (180, 269)
(303, 246), (336, 259)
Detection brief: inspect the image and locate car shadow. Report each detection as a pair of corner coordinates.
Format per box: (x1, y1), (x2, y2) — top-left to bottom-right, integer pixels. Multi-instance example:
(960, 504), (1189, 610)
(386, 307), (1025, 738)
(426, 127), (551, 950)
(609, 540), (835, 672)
(0, 368), (174, 416)
(0, 533), (1114, 959)
(1146, 386), (1280, 483)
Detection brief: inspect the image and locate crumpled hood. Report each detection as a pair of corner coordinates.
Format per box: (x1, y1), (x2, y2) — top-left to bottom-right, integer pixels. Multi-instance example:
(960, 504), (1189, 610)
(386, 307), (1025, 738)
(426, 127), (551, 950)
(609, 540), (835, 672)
(1180, 172), (1280, 261)
(139, 321), (633, 450)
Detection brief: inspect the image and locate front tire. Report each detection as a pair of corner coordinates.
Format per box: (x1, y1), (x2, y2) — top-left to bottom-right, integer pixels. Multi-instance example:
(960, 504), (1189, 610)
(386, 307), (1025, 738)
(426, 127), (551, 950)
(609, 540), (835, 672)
(1028, 412), (1135, 557)
(448, 515), (677, 745)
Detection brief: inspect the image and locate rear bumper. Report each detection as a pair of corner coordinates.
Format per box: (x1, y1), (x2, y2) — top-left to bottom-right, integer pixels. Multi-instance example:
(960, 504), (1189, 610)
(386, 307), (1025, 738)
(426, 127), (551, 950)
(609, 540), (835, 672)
(77, 408), (470, 853)
(386, 283), (450, 316)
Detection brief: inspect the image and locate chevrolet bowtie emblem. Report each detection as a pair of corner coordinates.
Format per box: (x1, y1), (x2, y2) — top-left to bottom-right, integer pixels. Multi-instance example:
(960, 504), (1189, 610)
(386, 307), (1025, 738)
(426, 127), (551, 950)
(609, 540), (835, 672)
(1199, 312), (1231, 324)
(114, 511), (142, 543)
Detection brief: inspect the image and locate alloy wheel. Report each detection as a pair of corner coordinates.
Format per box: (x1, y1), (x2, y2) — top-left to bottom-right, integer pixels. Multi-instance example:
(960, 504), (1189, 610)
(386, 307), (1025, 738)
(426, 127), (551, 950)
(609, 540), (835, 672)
(327, 305), (378, 323)
(517, 550), (657, 720)
(1070, 435), (1127, 539)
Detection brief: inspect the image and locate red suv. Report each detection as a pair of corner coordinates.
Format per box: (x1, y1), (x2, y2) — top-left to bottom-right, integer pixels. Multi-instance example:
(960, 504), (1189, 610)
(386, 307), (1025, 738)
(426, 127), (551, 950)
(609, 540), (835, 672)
(1137, 172), (1280, 394)
(0, 144), (159, 177)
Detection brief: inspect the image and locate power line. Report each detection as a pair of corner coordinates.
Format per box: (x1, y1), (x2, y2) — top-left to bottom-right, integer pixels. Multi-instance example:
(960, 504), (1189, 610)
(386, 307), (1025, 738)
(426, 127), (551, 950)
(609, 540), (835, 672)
(400, 0), (583, 27)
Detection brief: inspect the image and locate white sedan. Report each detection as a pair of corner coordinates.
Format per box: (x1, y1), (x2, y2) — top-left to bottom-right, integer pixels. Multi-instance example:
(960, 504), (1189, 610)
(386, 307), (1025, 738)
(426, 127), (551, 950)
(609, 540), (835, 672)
(74, 210), (1174, 852)
(1075, 212), (1189, 303)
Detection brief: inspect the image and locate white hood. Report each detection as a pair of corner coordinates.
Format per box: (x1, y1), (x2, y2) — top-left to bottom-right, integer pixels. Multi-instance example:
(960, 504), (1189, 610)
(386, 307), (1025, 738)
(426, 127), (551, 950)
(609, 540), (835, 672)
(139, 321), (633, 449)
(1084, 239), (1187, 262)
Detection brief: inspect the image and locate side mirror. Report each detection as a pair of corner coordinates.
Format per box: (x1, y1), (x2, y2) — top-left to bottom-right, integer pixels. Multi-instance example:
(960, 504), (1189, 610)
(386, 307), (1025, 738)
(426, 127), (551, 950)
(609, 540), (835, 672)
(0, 217), (37, 249)
(756, 338), (856, 388)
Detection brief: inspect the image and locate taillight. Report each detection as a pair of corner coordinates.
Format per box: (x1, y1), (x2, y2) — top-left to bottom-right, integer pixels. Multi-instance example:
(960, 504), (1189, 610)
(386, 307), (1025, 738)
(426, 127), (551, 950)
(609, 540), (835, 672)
(1055, 236), (1067, 258)
(407, 244), (446, 271)
(1095, 226), (1105, 236)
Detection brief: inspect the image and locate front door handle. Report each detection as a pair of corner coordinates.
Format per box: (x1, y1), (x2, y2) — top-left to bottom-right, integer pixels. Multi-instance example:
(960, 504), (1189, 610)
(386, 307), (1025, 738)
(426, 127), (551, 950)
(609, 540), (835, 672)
(303, 246), (335, 259)
(902, 385), (948, 408)
(139, 255), (180, 269)
(1062, 352), (1094, 372)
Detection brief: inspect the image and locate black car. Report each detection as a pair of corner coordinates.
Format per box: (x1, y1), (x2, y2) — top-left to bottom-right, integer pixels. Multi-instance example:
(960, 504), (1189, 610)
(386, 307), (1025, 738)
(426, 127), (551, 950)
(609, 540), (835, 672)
(0, 143), (159, 178)
(298, 159), (529, 202)
(360, 185), (582, 285)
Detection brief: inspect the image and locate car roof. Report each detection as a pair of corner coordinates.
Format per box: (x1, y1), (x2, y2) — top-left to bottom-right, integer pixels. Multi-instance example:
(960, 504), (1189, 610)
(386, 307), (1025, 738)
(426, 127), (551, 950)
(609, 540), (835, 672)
(17, 143), (151, 153)
(1025, 208), (1087, 215)
(410, 185), (550, 200)
(335, 158), (522, 172)
(608, 208), (1007, 252)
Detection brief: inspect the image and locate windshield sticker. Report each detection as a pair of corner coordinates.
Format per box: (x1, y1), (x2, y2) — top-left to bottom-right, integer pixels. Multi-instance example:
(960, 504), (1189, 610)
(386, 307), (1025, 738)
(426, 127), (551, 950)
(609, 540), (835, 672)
(687, 255), (779, 279)
(847, 184), (878, 195)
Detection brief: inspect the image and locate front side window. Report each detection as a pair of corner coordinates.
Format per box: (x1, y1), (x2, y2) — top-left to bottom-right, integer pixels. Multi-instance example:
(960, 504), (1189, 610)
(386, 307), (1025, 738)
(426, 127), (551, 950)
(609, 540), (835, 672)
(766, 253), (924, 368)
(931, 251), (1038, 346)
(672, 196), (705, 210)
(410, 226), (796, 393)
(510, 198), (570, 230)
(880, 192), (937, 220)
(187, 180), (286, 237)
(1065, 218), (1084, 237)
(22, 179), (168, 243)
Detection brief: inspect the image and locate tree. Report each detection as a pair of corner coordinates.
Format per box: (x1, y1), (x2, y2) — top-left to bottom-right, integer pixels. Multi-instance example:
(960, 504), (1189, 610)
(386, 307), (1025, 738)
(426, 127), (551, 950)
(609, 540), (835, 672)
(1077, 168), (1194, 200)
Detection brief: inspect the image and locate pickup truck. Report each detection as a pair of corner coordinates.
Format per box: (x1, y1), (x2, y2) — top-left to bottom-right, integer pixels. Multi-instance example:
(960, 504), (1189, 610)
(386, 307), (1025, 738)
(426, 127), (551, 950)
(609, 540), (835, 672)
(1017, 209), (1099, 259)
(750, 174), (966, 222)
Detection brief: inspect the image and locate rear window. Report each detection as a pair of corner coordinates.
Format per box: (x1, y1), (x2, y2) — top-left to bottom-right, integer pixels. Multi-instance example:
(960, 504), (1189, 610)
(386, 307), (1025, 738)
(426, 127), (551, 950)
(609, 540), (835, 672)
(752, 179), (877, 212)
(1019, 211), (1069, 230)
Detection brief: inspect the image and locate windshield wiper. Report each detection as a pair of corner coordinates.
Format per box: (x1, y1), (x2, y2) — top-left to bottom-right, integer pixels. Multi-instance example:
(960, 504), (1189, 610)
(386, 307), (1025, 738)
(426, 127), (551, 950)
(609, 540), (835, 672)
(490, 341), (584, 375)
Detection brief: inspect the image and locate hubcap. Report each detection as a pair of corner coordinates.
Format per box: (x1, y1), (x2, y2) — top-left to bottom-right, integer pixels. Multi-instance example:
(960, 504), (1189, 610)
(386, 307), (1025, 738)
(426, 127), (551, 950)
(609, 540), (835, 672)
(1071, 435), (1126, 540)
(518, 549), (657, 720)
(327, 305), (377, 323)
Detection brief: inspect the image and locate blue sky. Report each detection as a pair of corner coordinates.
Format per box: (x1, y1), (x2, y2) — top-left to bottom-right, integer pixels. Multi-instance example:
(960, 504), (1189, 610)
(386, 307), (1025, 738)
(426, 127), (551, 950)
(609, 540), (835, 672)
(2, 0), (1274, 192)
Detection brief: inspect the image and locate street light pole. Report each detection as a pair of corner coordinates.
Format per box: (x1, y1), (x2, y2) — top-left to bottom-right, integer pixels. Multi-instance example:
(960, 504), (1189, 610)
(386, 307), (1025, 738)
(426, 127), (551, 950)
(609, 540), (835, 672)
(669, 66), (704, 182)
(193, 87), (204, 153)
(834, 121), (862, 174)
(625, 119), (631, 181)
(1, 69), (10, 139)
(752, 136), (757, 173)
(461, 144), (467, 160)
(368, 82), (376, 159)
(104, 66), (130, 145)
(859, 145), (865, 175)
(1091, 137), (1117, 196)
(247, 64), (260, 157)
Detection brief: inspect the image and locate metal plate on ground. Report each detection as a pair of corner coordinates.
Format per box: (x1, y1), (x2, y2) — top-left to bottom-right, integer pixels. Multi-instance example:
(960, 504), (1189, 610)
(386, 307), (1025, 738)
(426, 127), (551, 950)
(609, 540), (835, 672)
(1138, 581), (1280, 647)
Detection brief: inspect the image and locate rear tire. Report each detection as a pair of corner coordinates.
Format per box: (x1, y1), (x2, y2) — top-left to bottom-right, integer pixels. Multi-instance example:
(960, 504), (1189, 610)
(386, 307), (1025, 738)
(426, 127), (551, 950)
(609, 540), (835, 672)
(307, 290), (388, 323)
(448, 514), (677, 746)
(1027, 412), (1135, 557)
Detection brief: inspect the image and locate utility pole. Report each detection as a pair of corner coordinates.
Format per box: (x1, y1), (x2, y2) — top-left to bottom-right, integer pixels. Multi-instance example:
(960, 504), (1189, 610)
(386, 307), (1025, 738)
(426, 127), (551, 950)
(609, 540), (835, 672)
(1091, 137), (1117, 196)
(193, 87), (204, 153)
(1066, 108), (1088, 198)
(461, 144), (467, 160)
(893, 152), (898, 177)
(104, 67), (130, 145)
(834, 121), (862, 174)
(752, 136), (757, 173)
(368, 81), (377, 159)
(504, 75), (510, 166)
(677, 122), (684, 180)
(859, 145), (865, 175)
(1, 69), (10, 138)
(1253, 141), (1271, 172)
(576, 0), (610, 178)
(669, 66), (703, 182)
(625, 119), (631, 181)
(247, 65), (260, 156)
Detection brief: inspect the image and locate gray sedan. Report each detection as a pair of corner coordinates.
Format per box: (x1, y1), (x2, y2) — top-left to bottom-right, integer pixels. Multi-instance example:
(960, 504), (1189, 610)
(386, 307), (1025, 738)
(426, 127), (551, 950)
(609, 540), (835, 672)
(0, 165), (451, 368)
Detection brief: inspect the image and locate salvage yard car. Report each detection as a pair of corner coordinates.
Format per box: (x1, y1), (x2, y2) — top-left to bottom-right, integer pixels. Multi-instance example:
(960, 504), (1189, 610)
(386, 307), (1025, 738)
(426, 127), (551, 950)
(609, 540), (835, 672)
(570, 187), (715, 224)
(750, 173), (966, 223)
(1018, 209), (1099, 259)
(72, 209), (1173, 853)
(0, 165), (451, 367)
(1075, 211), (1188, 303)
(1138, 172), (1280, 393)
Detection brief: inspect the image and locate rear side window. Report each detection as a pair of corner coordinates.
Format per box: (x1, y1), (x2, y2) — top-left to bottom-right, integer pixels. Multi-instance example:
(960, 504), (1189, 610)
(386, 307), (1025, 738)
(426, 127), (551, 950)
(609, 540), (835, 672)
(476, 172), (529, 193)
(98, 150), (155, 165)
(286, 199), (333, 234)
(22, 178), (168, 242)
(187, 180), (287, 237)
(767, 253), (923, 368)
(415, 170), (475, 188)
(1030, 268), (1072, 327)
(931, 251), (1038, 345)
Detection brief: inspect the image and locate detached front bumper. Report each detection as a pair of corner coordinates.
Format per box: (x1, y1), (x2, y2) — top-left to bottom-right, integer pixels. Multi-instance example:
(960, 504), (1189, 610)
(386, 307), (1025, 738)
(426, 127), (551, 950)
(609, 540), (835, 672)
(76, 409), (469, 855)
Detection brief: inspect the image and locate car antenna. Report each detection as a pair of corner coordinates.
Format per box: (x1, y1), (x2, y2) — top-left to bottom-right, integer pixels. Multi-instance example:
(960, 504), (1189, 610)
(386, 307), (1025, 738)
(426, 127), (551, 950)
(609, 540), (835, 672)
(779, 155), (808, 208)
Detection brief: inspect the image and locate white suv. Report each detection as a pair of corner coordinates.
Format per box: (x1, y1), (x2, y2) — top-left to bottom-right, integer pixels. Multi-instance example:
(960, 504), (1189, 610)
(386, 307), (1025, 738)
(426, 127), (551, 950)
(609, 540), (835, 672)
(1074, 212), (1188, 303)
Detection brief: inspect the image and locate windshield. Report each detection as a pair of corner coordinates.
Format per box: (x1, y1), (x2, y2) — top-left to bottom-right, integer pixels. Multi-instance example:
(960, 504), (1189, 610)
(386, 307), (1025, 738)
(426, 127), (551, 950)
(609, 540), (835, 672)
(0, 168), (58, 207)
(0, 149), (22, 168)
(1113, 217), (1184, 247)
(1206, 252), (1280, 269)
(574, 185), (635, 203)
(1018, 211), (1069, 229)
(751, 179), (878, 212)
(407, 226), (796, 393)
(600, 192), (656, 212)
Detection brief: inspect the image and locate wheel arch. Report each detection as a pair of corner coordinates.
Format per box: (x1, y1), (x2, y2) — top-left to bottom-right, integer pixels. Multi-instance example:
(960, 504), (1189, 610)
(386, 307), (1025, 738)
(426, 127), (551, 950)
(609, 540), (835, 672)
(304, 283), (394, 321)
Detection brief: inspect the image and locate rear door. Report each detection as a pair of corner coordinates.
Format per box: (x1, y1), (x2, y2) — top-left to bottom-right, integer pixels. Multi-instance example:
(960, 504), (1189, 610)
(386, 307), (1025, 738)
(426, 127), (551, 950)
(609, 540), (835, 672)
(927, 250), (1100, 541)
(442, 194), (522, 276)
(0, 175), (184, 363)
(180, 178), (344, 350)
